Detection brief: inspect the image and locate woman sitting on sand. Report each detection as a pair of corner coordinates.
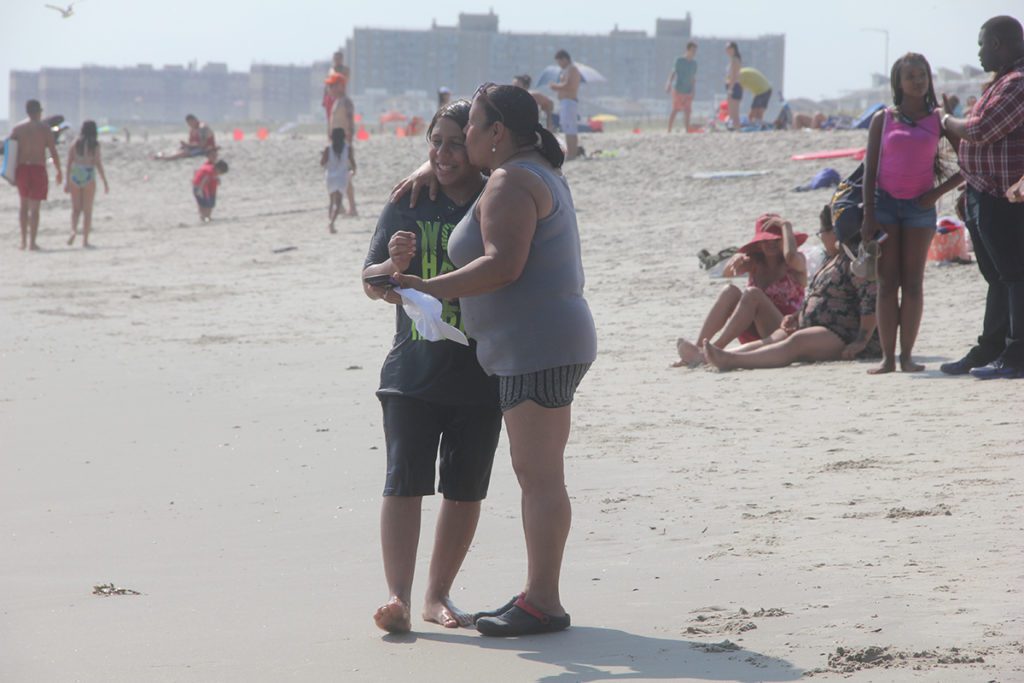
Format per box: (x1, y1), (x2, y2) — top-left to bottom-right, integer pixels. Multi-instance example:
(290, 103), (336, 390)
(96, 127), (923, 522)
(675, 214), (808, 367)
(362, 100), (502, 634)
(704, 207), (881, 371)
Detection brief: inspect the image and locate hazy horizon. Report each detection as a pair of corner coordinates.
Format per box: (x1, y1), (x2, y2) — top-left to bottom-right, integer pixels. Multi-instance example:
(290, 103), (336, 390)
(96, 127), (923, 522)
(3, 0), (1020, 119)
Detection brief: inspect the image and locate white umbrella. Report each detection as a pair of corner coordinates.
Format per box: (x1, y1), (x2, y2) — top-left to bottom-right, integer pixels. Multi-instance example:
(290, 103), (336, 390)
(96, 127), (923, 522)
(535, 62), (607, 87)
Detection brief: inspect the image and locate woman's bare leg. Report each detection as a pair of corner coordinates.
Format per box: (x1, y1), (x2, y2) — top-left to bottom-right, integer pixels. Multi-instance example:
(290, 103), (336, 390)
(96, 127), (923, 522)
(705, 327), (845, 370)
(375, 495), (422, 633)
(422, 499), (480, 628)
(674, 284), (742, 366)
(328, 191), (341, 233)
(713, 287), (783, 348)
(81, 182), (96, 247)
(346, 177), (358, 216)
(869, 223), (902, 375)
(504, 400), (573, 617)
(697, 283), (742, 344)
(68, 184), (83, 245)
(728, 97), (741, 129)
(896, 227), (933, 372)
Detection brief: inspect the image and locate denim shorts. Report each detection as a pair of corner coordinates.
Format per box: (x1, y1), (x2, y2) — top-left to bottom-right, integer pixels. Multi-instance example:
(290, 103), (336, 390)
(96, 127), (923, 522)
(874, 188), (936, 229)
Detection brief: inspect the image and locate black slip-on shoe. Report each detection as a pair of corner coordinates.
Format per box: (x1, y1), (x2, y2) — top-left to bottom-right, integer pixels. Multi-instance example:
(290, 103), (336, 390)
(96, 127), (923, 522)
(476, 596), (570, 637)
(471, 593), (523, 624)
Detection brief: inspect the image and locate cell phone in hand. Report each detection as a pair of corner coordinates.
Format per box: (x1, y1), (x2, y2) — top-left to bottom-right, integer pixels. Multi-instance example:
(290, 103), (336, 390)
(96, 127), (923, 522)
(873, 230), (888, 244)
(363, 274), (399, 288)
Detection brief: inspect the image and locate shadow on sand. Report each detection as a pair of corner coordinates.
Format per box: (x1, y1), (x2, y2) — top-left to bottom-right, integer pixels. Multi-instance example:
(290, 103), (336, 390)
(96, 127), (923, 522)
(387, 626), (802, 682)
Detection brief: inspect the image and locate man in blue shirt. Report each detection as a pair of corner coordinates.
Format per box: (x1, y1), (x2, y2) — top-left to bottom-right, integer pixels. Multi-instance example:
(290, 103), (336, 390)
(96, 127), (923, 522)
(665, 42), (698, 133)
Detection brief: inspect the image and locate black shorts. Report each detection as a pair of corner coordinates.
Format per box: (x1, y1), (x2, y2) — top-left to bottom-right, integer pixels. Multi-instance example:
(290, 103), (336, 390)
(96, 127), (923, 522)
(380, 395), (502, 501)
(729, 82), (743, 101)
(751, 89), (772, 110)
(193, 187), (216, 209)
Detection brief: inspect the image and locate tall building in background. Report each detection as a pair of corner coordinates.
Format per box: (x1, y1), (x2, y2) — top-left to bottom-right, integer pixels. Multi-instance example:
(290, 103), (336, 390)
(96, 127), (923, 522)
(7, 12), (785, 124)
(349, 12), (785, 106)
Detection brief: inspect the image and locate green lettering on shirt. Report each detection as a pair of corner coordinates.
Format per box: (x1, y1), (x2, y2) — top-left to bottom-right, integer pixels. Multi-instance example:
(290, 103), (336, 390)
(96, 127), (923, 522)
(410, 220), (466, 341)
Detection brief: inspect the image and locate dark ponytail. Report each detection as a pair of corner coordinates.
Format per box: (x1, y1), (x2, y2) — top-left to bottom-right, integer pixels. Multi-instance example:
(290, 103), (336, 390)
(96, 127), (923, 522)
(475, 83), (565, 168)
(536, 125), (565, 168)
(77, 120), (98, 156)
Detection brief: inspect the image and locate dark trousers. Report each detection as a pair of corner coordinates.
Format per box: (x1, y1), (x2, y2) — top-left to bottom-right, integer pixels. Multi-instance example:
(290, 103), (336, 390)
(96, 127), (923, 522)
(967, 187), (1024, 366)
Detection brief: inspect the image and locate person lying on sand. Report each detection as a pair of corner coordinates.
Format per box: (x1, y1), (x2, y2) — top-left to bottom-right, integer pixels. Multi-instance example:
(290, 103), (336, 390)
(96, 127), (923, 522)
(703, 206), (881, 371)
(675, 214), (808, 367)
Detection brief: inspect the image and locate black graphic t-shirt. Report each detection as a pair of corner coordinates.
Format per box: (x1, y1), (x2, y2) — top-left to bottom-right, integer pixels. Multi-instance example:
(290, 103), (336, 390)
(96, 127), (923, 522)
(364, 188), (498, 406)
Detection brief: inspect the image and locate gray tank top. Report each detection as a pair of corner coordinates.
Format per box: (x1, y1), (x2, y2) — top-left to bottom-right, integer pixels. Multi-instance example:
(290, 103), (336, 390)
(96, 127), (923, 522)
(447, 160), (597, 376)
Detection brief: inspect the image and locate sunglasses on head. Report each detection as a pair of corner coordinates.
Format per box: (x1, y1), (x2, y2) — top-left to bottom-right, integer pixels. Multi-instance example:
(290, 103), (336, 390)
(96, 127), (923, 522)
(474, 82), (503, 124)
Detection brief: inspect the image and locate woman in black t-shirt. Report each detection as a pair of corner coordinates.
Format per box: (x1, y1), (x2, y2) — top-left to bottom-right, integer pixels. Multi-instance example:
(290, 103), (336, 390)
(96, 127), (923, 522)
(361, 100), (500, 634)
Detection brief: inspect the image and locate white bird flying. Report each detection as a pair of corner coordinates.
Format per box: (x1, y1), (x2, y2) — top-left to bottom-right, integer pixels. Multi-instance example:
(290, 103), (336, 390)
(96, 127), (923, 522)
(44, 2), (82, 19)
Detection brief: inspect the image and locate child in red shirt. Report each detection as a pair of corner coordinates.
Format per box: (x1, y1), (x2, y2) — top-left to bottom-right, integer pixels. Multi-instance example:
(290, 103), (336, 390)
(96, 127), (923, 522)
(193, 159), (228, 222)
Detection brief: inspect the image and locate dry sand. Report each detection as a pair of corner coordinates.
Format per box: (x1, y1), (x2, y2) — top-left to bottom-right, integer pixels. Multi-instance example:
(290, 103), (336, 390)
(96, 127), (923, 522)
(1, 127), (1021, 682)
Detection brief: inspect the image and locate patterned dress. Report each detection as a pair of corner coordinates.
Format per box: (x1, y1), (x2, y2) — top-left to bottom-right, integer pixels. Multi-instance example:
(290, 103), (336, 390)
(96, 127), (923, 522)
(799, 252), (881, 358)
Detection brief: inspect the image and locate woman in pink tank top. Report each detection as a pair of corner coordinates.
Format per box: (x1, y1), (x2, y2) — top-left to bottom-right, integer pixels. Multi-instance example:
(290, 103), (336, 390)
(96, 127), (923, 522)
(861, 53), (963, 375)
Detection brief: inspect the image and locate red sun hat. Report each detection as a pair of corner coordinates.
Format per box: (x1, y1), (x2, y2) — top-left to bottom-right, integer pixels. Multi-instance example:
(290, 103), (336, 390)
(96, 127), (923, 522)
(739, 219), (808, 254)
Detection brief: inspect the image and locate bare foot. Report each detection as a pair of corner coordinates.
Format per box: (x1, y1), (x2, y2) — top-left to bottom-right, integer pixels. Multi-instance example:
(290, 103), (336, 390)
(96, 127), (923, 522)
(347, 209), (359, 217)
(374, 596), (411, 634)
(867, 358), (896, 375)
(672, 337), (704, 367)
(328, 223), (337, 234)
(67, 231), (77, 246)
(423, 596), (473, 629)
(20, 242), (26, 250)
(29, 243), (40, 251)
(703, 340), (734, 371)
(900, 355), (924, 372)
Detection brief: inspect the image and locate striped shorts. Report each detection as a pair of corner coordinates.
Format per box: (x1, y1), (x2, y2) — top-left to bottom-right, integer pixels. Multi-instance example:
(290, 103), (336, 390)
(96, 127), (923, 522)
(497, 363), (591, 412)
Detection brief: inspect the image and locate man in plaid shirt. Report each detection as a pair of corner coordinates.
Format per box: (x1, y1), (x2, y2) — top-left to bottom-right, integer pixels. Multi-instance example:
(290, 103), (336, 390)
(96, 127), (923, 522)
(941, 15), (1024, 379)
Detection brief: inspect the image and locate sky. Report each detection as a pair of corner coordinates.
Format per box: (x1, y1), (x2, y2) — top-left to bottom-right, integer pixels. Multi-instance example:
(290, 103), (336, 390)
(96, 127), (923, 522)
(2, 0), (1020, 117)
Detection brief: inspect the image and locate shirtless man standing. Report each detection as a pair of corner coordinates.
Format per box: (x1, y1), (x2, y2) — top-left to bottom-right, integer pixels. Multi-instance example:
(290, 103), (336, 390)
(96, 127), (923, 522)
(550, 49), (582, 160)
(325, 67), (358, 216)
(9, 100), (62, 250)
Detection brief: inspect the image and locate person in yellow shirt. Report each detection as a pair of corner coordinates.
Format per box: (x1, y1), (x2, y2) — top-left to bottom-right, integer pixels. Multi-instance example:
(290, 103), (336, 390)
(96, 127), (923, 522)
(738, 67), (773, 124)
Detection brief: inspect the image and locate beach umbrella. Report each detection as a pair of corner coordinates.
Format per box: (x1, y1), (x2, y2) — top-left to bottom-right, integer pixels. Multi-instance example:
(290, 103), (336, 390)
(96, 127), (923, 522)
(535, 62), (608, 88)
(590, 113), (619, 122)
(379, 111), (407, 123)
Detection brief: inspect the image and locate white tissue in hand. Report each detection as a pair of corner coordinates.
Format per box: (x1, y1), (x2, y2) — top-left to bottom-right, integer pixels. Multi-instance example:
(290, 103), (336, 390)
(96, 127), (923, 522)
(394, 288), (469, 345)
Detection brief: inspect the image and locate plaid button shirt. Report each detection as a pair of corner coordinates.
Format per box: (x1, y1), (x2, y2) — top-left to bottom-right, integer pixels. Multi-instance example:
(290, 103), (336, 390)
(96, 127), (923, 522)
(959, 56), (1024, 197)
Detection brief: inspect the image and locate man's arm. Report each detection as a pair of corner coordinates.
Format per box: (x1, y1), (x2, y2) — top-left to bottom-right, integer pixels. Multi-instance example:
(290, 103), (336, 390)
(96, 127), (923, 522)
(47, 130), (62, 183)
(665, 70), (676, 92)
(943, 79), (1024, 144)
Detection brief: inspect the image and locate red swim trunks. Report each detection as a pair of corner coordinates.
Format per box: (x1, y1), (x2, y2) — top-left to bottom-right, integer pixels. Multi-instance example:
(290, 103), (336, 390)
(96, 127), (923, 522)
(15, 164), (48, 201)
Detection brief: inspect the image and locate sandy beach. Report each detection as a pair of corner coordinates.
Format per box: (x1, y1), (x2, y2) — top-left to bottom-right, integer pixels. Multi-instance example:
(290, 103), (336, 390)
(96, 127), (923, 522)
(1, 126), (1022, 682)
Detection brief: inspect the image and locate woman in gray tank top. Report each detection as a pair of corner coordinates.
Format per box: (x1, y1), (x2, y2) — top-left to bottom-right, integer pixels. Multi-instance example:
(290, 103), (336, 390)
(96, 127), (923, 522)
(394, 83), (596, 637)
